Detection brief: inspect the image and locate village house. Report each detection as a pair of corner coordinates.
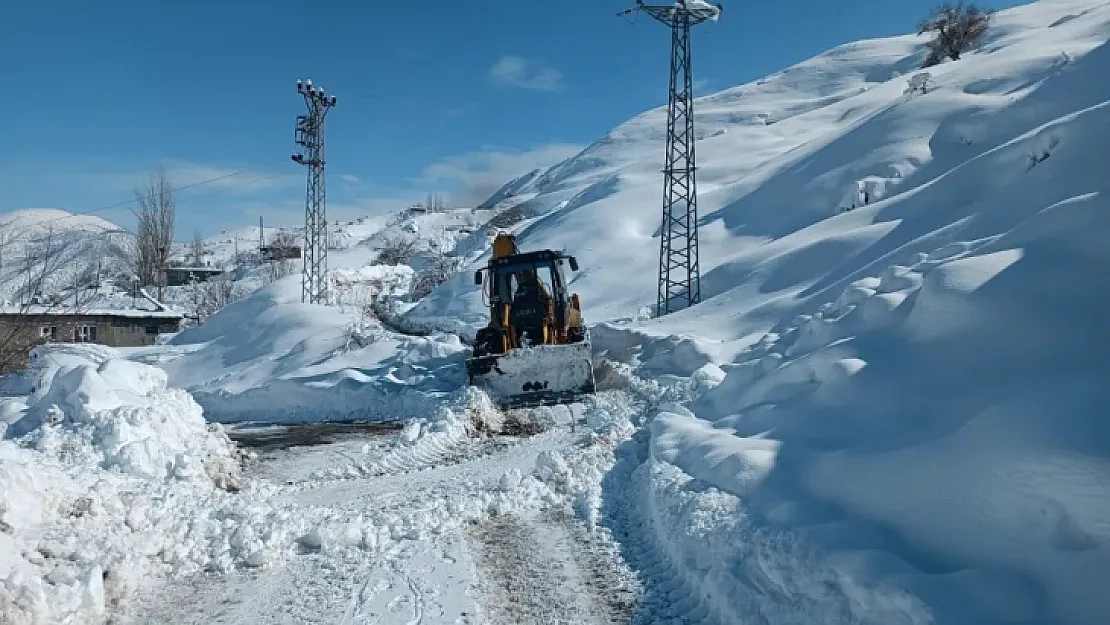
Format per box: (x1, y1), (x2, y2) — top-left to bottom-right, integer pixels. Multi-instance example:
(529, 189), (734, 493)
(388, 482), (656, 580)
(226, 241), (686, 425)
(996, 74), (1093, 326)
(0, 292), (183, 374)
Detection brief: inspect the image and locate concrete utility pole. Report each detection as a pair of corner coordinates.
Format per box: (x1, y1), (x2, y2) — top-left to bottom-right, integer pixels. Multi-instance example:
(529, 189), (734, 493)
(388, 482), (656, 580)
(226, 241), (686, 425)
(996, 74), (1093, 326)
(619, 0), (721, 316)
(291, 78), (337, 305)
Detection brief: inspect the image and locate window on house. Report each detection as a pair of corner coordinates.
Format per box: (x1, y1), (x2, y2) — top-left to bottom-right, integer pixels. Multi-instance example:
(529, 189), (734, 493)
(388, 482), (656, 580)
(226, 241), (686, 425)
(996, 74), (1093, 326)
(39, 326), (57, 341)
(74, 325), (98, 343)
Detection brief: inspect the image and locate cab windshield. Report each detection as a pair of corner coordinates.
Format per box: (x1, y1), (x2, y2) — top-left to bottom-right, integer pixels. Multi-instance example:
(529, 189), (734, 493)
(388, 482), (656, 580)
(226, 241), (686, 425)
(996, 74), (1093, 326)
(495, 262), (555, 301)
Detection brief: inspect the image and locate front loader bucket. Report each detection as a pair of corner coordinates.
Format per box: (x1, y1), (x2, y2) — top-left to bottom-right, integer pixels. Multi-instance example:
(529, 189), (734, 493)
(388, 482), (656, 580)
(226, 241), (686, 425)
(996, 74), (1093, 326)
(466, 342), (596, 409)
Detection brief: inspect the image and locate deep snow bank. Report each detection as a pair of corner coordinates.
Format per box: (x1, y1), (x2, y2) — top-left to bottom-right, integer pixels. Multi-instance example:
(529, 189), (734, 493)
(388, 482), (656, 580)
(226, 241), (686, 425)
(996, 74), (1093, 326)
(147, 275), (469, 423)
(650, 186), (1110, 624)
(0, 345), (251, 625)
(2, 345), (240, 485)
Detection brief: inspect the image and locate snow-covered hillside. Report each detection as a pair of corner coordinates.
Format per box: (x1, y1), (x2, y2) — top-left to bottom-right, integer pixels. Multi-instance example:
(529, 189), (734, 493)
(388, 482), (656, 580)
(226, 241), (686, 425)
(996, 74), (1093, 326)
(4, 1), (1110, 623)
(410, 0), (1110, 340)
(403, 1), (1110, 623)
(0, 209), (135, 306)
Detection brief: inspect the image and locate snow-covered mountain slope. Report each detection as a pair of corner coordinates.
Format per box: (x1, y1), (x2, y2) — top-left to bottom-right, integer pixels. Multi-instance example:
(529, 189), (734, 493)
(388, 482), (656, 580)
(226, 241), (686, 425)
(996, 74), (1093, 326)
(0, 209), (135, 305)
(409, 0), (1110, 348)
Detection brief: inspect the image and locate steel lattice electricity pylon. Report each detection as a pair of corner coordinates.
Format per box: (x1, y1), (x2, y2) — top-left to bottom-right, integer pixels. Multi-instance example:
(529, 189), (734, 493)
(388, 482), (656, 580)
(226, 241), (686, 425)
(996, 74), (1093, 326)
(292, 78), (337, 305)
(620, 0), (721, 316)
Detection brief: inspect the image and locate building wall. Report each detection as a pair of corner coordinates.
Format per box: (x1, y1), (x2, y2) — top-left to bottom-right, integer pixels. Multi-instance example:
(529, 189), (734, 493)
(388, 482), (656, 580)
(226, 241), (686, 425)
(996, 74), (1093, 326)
(0, 314), (182, 374)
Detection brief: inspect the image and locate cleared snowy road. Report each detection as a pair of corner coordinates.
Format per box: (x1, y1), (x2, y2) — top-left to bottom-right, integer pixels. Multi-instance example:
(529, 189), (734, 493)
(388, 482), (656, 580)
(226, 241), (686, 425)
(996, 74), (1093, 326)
(118, 402), (641, 625)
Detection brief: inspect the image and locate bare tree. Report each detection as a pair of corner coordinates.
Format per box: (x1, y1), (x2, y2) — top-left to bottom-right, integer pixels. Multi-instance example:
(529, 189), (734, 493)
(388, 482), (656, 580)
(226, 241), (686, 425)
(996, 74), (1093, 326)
(919, 2), (993, 67)
(190, 230), (206, 266)
(0, 232), (95, 375)
(0, 230), (10, 275)
(132, 169), (176, 299)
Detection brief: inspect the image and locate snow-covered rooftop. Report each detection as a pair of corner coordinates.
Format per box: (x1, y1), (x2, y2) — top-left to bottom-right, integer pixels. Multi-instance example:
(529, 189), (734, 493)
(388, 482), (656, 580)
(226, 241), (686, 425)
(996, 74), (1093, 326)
(0, 285), (183, 319)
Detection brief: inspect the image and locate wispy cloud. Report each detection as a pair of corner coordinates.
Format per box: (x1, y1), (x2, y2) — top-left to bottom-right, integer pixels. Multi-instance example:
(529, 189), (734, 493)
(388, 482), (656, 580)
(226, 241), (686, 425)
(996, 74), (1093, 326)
(488, 55), (565, 92)
(340, 174), (362, 185)
(413, 143), (583, 206)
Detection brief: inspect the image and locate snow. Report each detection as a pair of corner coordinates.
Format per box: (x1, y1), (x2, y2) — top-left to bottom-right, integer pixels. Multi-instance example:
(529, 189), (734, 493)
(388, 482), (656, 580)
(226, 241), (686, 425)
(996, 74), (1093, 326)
(0, 209), (136, 309)
(0, 345), (250, 625)
(680, 0), (721, 21)
(130, 273), (469, 424)
(3, 0), (1110, 622)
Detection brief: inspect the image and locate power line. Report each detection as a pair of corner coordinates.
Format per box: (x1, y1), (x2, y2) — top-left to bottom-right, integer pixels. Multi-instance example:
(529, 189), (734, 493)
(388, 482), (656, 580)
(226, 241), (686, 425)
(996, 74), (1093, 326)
(2, 167), (292, 249)
(3, 167), (259, 231)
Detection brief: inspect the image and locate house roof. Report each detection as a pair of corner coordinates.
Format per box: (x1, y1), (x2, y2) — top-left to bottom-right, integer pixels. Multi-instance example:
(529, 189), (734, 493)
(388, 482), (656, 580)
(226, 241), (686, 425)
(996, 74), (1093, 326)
(0, 306), (183, 319)
(0, 284), (183, 319)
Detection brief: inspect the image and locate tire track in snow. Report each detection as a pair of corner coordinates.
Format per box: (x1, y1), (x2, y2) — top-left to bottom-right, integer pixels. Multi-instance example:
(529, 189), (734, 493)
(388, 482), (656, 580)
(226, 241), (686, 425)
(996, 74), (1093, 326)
(339, 560), (429, 625)
(464, 509), (638, 625)
(265, 427), (525, 492)
(601, 430), (724, 625)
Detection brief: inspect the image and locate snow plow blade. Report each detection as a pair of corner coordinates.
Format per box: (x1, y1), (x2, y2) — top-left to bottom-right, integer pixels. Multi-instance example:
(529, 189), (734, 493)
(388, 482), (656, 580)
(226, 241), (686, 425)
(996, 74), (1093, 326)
(466, 342), (596, 409)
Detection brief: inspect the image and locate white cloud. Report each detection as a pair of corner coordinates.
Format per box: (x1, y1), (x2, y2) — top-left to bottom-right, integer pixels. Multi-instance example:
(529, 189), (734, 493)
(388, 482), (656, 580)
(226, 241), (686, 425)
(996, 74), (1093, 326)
(488, 55), (565, 92)
(340, 174), (361, 185)
(413, 143), (584, 207)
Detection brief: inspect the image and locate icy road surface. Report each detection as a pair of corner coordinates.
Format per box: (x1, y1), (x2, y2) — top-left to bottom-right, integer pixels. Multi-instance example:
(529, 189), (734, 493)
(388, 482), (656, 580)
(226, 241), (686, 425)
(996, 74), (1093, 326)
(117, 395), (642, 625)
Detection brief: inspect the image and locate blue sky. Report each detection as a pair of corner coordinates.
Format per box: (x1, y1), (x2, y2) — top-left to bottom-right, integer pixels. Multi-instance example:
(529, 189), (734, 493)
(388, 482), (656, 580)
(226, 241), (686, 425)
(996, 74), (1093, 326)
(0, 0), (1029, 239)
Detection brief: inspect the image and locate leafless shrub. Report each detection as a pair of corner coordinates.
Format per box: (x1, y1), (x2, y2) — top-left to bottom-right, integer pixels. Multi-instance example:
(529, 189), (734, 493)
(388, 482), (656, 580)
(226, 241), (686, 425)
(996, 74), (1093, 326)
(376, 237), (417, 266)
(187, 273), (248, 324)
(919, 2), (993, 67)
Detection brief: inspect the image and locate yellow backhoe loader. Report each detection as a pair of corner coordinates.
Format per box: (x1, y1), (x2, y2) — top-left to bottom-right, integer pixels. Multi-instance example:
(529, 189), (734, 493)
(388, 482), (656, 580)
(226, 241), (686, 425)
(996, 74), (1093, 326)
(465, 232), (596, 408)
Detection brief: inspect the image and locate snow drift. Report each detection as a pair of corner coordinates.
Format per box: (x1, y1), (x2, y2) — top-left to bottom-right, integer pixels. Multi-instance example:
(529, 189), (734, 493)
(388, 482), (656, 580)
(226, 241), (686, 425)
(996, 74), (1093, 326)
(649, 189), (1110, 624)
(146, 274), (469, 423)
(0, 345), (255, 625)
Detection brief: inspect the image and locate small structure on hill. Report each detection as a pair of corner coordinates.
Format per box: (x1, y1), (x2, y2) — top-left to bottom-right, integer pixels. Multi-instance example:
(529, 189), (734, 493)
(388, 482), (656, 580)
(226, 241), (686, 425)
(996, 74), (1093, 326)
(165, 266), (225, 286)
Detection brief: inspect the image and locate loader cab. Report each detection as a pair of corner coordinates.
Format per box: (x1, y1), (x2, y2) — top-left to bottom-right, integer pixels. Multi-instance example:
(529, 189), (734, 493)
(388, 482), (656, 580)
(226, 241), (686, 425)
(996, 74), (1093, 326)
(475, 250), (579, 333)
